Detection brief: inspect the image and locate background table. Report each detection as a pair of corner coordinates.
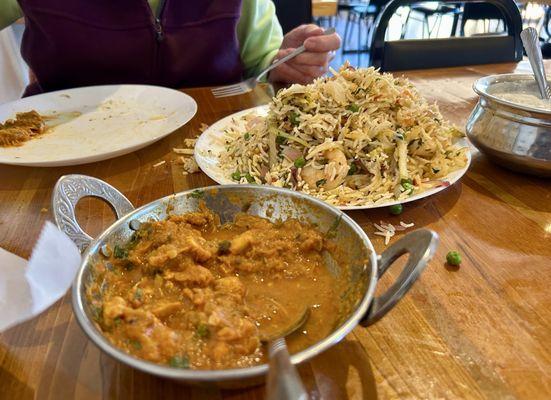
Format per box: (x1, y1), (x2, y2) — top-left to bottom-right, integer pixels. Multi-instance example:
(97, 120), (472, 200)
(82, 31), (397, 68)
(0, 61), (550, 399)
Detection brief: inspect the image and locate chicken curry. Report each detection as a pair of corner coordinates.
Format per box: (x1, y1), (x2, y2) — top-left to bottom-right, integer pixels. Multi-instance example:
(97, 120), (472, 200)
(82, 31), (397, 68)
(87, 205), (349, 370)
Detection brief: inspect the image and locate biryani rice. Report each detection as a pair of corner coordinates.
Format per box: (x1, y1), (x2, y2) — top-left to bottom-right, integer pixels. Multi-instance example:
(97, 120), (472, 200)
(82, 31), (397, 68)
(218, 64), (468, 207)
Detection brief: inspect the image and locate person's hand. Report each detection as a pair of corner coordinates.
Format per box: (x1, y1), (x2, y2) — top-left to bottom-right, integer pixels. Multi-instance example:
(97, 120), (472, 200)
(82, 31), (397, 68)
(268, 24), (341, 85)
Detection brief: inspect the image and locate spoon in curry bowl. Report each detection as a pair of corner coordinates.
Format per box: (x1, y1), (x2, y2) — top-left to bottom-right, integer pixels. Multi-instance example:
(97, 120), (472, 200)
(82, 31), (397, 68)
(260, 307), (311, 400)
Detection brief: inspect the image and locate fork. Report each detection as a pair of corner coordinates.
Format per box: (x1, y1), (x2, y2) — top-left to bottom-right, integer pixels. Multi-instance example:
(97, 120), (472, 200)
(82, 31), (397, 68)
(211, 27), (336, 98)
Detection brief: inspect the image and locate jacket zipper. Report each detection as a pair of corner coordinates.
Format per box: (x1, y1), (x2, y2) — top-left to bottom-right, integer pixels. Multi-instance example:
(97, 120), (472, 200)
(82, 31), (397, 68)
(154, 0), (167, 42)
(148, 0), (167, 81)
(154, 18), (163, 42)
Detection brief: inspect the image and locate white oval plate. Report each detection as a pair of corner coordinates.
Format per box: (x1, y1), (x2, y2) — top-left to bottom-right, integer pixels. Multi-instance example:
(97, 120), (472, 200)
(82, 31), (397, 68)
(0, 85), (197, 166)
(195, 105), (471, 210)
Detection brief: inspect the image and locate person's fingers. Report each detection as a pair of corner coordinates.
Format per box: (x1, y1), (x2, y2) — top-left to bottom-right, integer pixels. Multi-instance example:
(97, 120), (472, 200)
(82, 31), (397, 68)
(295, 24), (324, 40)
(270, 41), (331, 84)
(274, 47), (295, 59)
(283, 24), (324, 47)
(304, 32), (341, 53)
(293, 51), (331, 66)
(271, 56), (324, 84)
(274, 49), (329, 73)
(287, 61), (327, 78)
(278, 45), (331, 68)
(271, 63), (316, 85)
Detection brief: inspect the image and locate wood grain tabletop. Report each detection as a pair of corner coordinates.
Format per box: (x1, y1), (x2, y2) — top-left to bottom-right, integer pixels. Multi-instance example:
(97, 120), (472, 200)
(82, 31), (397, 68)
(0, 61), (550, 400)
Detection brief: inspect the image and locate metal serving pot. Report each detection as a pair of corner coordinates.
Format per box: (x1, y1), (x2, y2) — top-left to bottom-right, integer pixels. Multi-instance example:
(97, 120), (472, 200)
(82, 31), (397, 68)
(52, 174), (438, 387)
(467, 74), (551, 177)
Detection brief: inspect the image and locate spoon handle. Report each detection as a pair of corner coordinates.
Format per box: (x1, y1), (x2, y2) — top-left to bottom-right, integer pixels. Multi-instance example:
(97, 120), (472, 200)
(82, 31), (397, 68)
(266, 338), (309, 400)
(520, 27), (551, 100)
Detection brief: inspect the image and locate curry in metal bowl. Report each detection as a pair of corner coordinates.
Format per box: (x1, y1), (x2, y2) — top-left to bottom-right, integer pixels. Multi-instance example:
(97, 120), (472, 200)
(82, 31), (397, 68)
(86, 203), (353, 370)
(53, 175), (436, 385)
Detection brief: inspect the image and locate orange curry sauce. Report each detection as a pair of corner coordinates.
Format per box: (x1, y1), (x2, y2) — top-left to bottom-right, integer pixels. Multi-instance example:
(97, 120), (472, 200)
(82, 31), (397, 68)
(87, 205), (347, 370)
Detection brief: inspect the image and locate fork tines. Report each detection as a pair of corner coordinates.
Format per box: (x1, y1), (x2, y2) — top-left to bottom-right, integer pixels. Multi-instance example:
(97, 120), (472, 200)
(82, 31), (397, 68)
(211, 82), (253, 98)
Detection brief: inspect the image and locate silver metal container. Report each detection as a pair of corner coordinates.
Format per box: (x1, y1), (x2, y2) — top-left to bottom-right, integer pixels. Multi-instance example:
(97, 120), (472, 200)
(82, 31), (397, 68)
(467, 74), (551, 177)
(52, 174), (438, 387)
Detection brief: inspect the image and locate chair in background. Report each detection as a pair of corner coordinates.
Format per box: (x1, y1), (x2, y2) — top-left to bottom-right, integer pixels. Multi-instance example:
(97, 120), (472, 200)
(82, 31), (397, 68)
(460, 3), (506, 35)
(272, 0), (312, 34)
(518, 1), (544, 29)
(401, 2), (462, 38)
(369, 0), (523, 71)
(342, 0), (390, 53)
(541, 4), (551, 58)
(542, 3), (551, 38)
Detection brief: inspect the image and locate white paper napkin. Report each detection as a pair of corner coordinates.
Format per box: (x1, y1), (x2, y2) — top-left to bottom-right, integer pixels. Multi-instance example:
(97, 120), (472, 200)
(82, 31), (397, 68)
(0, 221), (81, 332)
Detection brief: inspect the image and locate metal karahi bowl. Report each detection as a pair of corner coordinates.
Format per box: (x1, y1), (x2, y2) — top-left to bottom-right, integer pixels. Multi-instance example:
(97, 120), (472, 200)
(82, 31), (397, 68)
(52, 174), (438, 387)
(467, 74), (551, 177)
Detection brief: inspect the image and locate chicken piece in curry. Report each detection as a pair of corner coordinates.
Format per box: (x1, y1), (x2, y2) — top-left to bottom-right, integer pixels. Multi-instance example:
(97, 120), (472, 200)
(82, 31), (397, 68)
(87, 205), (349, 370)
(0, 111), (46, 147)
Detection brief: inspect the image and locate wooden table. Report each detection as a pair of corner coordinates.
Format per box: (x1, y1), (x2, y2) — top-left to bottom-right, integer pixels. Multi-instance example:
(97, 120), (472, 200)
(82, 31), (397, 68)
(0, 61), (550, 399)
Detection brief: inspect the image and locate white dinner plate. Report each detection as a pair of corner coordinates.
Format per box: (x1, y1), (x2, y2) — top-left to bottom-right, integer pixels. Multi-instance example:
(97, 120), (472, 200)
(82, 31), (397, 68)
(0, 85), (197, 166)
(195, 105), (472, 210)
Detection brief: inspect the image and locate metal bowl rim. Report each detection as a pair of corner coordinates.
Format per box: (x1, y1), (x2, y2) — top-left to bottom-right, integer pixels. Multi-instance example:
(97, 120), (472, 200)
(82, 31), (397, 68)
(472, 73), (551, 116)
(72, 184), (379, 382)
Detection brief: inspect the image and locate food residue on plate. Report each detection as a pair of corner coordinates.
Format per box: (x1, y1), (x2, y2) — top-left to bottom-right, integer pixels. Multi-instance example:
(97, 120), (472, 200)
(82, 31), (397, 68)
(0, 111), (47, 147)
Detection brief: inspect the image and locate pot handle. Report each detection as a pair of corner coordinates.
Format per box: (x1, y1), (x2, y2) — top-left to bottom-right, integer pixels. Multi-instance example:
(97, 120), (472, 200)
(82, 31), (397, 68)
(51, 174), (135, 252)
(361, 229), (439, 326)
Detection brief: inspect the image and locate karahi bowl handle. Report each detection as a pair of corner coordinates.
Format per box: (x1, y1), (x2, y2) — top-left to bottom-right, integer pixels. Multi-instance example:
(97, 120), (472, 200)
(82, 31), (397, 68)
(361, 229), (439, 326)
(51, 174), (135, 253)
